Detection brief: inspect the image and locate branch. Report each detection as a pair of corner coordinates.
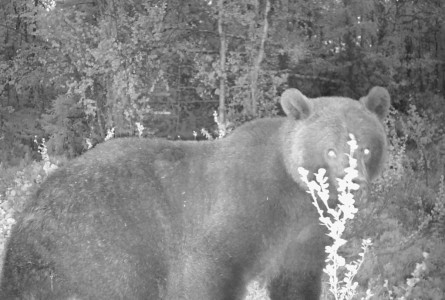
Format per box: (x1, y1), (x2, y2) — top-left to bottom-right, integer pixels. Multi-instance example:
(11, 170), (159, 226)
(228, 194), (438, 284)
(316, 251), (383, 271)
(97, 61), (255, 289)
(193, 29), (245, 40)
(276, 70), (347, 84)
(0, 23), (30, 40)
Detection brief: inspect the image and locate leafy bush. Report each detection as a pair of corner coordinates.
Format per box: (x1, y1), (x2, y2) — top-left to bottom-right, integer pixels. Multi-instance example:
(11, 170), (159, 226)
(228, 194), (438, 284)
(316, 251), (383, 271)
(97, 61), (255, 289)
(0, 140), (62, 270)
(346, 102), (445, 299)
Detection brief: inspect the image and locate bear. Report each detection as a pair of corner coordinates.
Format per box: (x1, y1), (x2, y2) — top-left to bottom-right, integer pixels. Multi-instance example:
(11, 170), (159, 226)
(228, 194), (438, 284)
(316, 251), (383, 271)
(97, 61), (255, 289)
(0, 87), (390, 300)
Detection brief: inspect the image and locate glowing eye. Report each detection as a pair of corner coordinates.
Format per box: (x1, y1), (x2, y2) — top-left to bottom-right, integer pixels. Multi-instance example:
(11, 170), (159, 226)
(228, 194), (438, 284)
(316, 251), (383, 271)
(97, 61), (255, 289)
(364, 148), (370, 156)
(327, 149), (336, 158)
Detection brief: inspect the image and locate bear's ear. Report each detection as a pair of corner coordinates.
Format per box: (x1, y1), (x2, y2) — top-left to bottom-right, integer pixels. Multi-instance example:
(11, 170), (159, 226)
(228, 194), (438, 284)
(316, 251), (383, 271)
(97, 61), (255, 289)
(280, 88), (312, 120)
(360, 86), (391, 121)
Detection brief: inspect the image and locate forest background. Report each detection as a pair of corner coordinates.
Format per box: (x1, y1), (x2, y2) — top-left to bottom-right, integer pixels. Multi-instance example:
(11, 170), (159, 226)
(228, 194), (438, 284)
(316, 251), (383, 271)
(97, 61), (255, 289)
(0, 0), (445, 299)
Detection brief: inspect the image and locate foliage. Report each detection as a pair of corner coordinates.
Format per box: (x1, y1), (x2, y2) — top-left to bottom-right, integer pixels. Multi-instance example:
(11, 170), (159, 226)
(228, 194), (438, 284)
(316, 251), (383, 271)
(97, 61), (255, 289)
(34, 1), (172, 152)
(1, 0), (445, 160)
(200, 111), (232, 140)
(299, 134), (371, 300)
(343, 102), (445, 299)
(0, 139), (62, 271)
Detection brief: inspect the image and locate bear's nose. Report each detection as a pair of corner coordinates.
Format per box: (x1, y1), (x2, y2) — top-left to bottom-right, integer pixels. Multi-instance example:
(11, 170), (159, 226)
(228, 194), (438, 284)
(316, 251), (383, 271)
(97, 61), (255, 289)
(352, 177), (368, 203)
(352, 176), (367, 186)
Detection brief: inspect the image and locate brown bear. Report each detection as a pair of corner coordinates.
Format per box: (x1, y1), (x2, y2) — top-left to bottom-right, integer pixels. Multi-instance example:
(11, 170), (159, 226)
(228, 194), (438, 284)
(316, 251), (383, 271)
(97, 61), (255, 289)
(0, 87), (390, 300)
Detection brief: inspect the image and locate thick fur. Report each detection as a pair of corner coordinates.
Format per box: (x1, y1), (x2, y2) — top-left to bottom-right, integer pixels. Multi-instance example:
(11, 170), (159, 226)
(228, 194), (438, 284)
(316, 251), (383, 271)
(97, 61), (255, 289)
(0, 87), (390, 300)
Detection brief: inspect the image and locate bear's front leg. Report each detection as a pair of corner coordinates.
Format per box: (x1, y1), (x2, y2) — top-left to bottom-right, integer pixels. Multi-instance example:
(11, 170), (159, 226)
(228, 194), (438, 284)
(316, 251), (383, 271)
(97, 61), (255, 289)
(268, 269), (323, 300)
(268, 224), (328, 300)
(166, 253), (248, 300)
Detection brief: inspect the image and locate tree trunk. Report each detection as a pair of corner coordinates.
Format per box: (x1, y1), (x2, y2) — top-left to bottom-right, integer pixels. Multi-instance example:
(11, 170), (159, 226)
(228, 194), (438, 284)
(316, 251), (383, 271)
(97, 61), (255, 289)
(217, 0), (226, 126)
(250, 0), (270, 117)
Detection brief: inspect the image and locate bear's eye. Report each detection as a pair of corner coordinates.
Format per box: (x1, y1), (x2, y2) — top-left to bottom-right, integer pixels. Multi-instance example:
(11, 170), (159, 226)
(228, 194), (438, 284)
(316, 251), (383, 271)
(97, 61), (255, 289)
(327, 149), (337, 158)
(364, 148), (370, 156)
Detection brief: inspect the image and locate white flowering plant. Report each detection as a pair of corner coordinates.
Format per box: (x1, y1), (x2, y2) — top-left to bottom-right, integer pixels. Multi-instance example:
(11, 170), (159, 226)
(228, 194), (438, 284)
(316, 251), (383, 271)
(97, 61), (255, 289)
(34, 136), (58, 175)
(105, 128), (115, 141)
(298, 134), (372, 300)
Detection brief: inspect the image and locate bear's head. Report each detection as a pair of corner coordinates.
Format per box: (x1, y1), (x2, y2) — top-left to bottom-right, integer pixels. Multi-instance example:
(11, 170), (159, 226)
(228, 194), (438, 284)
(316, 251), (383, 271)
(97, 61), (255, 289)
(281, 87), (390, 201)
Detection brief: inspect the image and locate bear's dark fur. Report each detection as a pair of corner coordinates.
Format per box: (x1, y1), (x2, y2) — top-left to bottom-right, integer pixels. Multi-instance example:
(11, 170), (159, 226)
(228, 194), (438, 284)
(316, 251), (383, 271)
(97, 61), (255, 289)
(0, 87), (390, 300)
